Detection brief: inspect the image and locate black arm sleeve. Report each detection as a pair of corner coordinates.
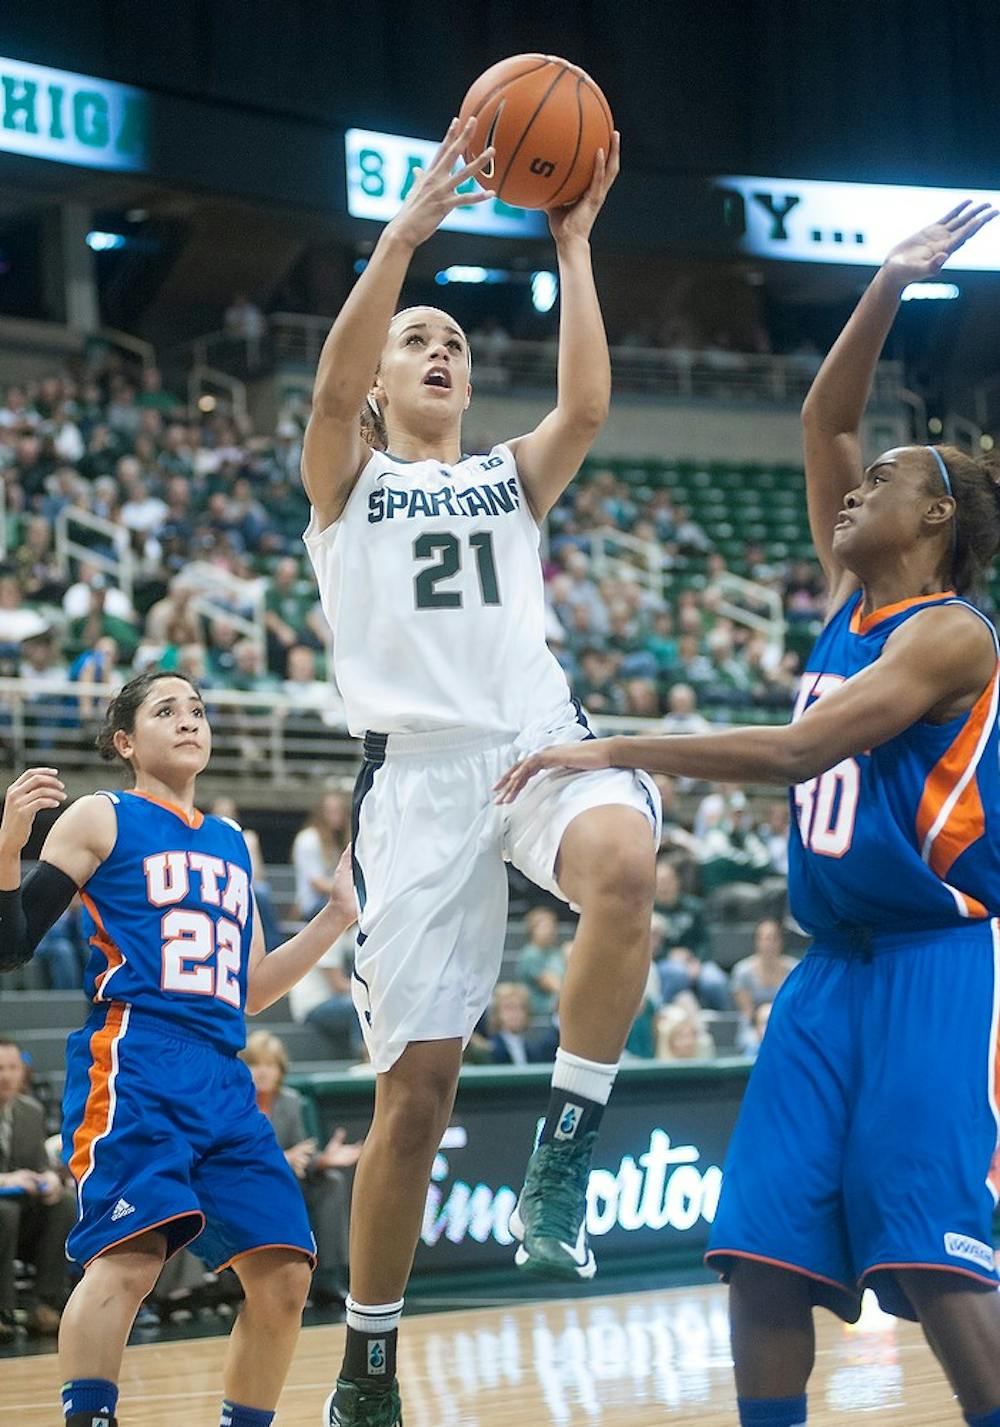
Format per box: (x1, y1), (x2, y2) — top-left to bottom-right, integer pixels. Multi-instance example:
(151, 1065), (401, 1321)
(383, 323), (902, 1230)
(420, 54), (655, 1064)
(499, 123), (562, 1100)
(0, 861), (79, 972)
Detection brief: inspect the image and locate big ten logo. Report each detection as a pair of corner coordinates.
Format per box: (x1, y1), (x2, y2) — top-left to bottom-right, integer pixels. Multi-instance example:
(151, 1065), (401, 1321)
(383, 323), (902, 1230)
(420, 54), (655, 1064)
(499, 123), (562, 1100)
(529, 157), (556, 177)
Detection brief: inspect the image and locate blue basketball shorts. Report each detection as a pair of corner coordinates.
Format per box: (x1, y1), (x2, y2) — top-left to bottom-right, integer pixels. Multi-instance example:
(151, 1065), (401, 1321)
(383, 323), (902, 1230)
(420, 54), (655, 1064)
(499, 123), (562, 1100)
(706, 921), (1000, 1321)
(62, 1002), (316, 1271)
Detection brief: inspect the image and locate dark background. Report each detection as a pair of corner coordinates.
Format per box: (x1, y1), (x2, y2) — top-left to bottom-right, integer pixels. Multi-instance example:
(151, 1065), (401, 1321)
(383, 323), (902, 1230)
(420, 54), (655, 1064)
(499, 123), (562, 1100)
(4, 0), (999, 186)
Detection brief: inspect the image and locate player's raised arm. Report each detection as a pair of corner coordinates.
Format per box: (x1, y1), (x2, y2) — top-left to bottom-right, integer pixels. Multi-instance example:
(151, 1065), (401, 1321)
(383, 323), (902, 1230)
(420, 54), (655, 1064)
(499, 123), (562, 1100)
(507, 133), (620, 521)
(801, 202), (996, 612)
(0, 777), (114, 971)
(302, 118), (495, 527)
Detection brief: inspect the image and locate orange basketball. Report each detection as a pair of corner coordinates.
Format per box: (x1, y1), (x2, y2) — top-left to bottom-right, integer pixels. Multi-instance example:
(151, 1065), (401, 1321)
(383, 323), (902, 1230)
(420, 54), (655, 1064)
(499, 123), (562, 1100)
(459, 53), (614, 211)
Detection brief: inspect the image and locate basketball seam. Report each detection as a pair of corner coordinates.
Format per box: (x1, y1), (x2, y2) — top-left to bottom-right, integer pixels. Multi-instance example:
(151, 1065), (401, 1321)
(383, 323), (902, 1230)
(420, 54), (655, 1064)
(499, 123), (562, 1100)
(467, 57), (552, 122)
(545, 77), (585, 206)
(495, 65), (569, 202)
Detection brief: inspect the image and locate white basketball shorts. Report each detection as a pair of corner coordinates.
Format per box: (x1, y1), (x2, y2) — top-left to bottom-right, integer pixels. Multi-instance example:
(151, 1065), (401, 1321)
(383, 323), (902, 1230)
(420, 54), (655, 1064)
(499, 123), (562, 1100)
(349, 712), (661, 1072)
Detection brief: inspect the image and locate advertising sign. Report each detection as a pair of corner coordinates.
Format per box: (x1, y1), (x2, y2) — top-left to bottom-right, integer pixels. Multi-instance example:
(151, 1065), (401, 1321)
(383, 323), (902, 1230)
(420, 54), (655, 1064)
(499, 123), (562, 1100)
(0, 54), (147, 172)
(711, 174), (1000, 270)
(346, 127), (547, 239)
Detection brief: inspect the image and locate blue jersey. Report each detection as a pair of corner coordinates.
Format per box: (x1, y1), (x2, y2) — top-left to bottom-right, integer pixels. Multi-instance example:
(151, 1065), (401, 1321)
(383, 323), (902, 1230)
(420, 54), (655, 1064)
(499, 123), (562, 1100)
(788, 590), (1000, 935)
(79, 790), (254, 1053)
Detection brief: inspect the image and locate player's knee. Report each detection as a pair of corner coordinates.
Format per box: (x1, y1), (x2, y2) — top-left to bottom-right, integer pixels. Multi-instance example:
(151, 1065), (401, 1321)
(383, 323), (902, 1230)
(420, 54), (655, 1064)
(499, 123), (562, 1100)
(89, 1251), (163, 1307)
(576, 834), (655, 920)
(379, 1080), (453, 1159)
(245, 1255), (312, 1324)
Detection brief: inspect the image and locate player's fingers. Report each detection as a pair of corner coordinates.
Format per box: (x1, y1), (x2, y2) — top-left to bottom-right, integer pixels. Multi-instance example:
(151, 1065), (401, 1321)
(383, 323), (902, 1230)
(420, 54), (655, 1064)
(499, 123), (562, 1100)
(446, 188), (495, 210)
(605, 130), (622, 185)
(952, 207), (998, 247)
(938, 200), (972, 226)
(437, 116), (476, 170)
(452, 147), (495, 186)
(9, 768), (60, 789)
(428, 117), (461, 169)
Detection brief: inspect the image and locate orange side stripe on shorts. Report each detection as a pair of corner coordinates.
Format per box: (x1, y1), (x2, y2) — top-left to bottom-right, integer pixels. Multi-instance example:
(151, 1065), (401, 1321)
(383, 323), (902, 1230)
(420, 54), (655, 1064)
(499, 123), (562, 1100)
(69, 1002), (126, 1185)
(915, 672), (997, 878)
(79, 890), (124, 997)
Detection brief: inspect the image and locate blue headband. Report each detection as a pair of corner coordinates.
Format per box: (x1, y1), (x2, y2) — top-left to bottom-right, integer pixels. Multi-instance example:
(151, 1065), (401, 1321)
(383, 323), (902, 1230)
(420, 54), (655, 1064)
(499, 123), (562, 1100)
(928, 445), (953, 497)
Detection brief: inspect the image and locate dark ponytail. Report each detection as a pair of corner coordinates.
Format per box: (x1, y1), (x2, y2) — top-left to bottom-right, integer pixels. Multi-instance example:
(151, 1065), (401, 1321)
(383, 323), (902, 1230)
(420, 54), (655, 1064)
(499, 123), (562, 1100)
(95, 670), (203, 765)
(930, 445), (1000, 596)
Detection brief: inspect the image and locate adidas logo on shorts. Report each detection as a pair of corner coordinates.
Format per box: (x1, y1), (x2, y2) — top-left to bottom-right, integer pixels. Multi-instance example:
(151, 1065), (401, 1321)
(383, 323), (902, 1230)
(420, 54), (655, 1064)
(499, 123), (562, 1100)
(111, 1197), (135, 1223)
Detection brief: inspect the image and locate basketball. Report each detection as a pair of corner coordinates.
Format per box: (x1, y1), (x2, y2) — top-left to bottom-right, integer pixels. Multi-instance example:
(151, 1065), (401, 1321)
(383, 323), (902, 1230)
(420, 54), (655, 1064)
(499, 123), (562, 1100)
(458, 53), (614, 211)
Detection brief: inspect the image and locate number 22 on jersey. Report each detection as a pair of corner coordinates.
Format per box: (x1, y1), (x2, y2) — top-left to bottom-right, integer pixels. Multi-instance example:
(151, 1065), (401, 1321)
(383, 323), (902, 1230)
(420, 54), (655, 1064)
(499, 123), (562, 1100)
(144, 851), (249, 1006)
(792, 673), (860, 858)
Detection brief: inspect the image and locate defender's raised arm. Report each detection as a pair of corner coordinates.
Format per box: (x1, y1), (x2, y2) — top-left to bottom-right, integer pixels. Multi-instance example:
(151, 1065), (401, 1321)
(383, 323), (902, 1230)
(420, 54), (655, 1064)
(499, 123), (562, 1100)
(801, 201), (995, 612)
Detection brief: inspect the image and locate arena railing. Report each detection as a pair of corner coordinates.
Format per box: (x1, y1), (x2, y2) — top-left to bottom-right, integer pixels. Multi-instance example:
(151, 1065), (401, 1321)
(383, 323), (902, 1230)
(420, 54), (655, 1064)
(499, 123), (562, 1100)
(0, 679), (784, 789)
(55, 506), (136, 607)
(184, 316), (907, 410)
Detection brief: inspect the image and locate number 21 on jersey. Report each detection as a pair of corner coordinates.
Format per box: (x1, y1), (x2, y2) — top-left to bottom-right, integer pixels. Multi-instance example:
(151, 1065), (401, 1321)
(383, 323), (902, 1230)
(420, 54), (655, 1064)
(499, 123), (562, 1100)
(792, 673), (860, 858)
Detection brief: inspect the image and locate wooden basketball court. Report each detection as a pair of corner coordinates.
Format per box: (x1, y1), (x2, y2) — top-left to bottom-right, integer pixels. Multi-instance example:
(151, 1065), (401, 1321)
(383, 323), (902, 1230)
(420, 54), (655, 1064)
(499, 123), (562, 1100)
(1, 1282), (962, 1425)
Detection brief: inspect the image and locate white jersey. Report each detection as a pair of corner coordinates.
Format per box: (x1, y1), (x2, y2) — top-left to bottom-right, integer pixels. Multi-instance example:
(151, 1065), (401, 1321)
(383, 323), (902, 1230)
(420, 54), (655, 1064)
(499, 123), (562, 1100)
(303, 443), (576, 736)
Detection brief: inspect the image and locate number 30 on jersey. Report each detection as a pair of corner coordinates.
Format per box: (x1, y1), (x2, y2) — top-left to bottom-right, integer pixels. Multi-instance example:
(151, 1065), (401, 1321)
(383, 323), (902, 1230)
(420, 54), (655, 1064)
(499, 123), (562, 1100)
(792, 673), (860, 858)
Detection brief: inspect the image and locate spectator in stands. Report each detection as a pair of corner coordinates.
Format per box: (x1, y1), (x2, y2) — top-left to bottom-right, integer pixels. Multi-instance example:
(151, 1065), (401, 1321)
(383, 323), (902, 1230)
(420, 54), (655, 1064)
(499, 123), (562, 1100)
(144, 576), (202, 650)
(576, 647), (626, 715)
(696, 789), (772, 891)
(0, 1039), (76, 1340)
(265, 557), (316, 672)
(655, 1003), (715, 1062)
(731, 918), (798, 1019)
(119, 473), (168, 544)
(486, 984), (558, 1065)
(242, 1031), (362, 1308)
(516, 907), (566, 1018)
(652, 859), (732, 1010)
(14, 516), (65, 604)
(737, 1000), (773, 1059)
(69, 635), (121, 724)
(0, 570), (50, 651)
(230, 638), (280, 696)
(282, 644), (347, 753)
(61, 561), (134, 624)
(224, 293), (267, 368)
(660, 682), (711, 735)
(758, 799), (790, 876)
(292, 790), (351, 920)
(136, 367), (180, 414)
(65, 578), (139, 662)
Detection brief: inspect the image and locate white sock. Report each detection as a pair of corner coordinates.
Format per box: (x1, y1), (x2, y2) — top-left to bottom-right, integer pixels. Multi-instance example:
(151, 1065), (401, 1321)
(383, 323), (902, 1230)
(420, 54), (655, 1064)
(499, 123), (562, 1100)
(551, 1047), (618, 1106)
(345, 1296), (404, 1335)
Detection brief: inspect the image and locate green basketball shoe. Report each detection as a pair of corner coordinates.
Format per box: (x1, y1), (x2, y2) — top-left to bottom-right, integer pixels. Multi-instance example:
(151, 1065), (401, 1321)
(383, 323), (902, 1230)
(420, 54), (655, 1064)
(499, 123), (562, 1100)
(323, 1378), (403, 1426)
(509, 1131), (598, 1280)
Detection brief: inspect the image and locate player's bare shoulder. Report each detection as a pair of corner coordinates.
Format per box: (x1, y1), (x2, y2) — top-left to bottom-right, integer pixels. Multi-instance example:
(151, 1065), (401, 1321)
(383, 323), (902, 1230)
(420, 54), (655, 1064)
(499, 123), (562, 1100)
(41, 791), (118, 884)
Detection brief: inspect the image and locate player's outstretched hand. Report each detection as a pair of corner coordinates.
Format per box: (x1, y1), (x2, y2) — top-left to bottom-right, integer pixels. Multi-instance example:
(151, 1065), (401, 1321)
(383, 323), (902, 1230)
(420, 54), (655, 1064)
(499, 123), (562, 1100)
(494, 740), (614, 804)
(327, 844), (359, 929)
(0, 768), (66, 857)
(387, 117), (495, 250)
(548, 130), (621, 246)
(883, 201), (997, 285)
